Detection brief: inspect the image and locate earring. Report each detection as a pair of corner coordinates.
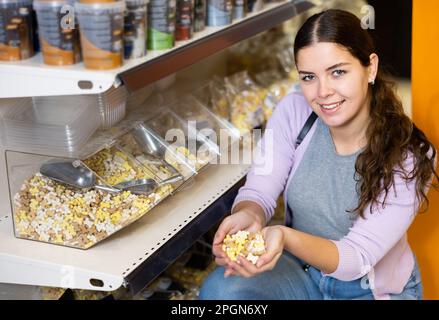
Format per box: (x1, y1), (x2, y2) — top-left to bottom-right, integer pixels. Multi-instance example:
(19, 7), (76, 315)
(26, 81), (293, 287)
(369, 79), (375, 85)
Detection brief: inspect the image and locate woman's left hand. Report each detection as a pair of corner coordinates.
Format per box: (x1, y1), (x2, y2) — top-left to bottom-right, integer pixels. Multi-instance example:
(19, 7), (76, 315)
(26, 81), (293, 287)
(225, 225), (285, 278)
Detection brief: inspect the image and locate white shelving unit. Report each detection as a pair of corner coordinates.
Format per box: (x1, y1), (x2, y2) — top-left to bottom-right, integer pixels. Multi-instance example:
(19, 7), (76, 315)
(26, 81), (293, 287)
(0, 0), (310, 98)
(0, 163), (250, 292)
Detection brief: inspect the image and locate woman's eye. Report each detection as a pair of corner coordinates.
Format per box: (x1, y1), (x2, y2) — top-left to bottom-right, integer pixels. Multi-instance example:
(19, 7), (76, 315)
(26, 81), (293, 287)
(332, 69), (346, 77)
(301, 74), (315, 82)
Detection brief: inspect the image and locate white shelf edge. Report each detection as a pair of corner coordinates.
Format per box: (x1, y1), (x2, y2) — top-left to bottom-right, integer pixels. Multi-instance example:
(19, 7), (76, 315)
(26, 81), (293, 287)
(0, 253), (124, 291)
(0, 163), (251, 291)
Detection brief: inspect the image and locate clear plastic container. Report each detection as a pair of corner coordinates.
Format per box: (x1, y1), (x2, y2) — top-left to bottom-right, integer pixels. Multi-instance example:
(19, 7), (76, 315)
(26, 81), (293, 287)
(117, 124), (196, 181)
(0, 0), (34, 61)
(146, 108), (220, 172)
(168, 95), (241, 152)
(126, 83), (154, 110)
(6, 145), (174, 249)
(0, 95), (101, 156)
(97, 86), (128, 129)
(225, 71), (266, 135)
(33, 0), (81, 65)
(75, 1), (125, 70)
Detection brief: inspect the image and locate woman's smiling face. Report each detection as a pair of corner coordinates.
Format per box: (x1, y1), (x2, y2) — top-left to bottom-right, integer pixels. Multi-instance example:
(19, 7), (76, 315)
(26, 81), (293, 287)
(296, 42), (377, 129)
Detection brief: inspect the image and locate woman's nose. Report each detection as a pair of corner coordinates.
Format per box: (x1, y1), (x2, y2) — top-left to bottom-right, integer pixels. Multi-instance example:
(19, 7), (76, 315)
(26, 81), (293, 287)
(317, 79), (335, 98)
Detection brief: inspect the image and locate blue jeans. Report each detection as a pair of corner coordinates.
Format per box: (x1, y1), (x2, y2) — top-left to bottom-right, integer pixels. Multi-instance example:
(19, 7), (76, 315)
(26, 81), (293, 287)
(199, 251), (423, 300)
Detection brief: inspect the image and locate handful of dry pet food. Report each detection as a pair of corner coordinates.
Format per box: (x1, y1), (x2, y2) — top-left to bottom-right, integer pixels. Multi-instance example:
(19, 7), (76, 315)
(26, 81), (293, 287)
(222, 230), (266, 265)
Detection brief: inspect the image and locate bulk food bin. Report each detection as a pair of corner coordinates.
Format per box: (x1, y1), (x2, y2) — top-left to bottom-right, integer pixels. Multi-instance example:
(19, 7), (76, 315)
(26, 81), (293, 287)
(4, 119), (199, 250)
(145, 107), (221, 173)
(168, 95), (241, 153)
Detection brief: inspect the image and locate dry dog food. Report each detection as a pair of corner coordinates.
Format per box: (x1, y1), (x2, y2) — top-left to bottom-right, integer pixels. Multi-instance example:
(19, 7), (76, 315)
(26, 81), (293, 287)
(222, 230), (266, 265)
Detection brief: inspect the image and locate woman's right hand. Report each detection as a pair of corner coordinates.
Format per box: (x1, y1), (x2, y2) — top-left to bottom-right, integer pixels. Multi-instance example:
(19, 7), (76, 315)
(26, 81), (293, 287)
(212, 207), (265, 275)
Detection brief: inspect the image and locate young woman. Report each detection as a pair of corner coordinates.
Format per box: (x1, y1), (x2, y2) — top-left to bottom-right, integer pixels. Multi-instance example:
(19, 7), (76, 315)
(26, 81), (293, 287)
(199, 9), (438, 300)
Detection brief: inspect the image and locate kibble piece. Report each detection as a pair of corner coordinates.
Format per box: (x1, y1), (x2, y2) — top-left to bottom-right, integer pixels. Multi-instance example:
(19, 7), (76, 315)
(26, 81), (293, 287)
(221, 230), (266, 265)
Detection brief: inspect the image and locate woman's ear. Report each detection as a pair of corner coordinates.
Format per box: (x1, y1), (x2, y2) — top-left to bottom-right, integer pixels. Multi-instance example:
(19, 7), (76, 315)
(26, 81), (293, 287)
(368, 53), (379, 83)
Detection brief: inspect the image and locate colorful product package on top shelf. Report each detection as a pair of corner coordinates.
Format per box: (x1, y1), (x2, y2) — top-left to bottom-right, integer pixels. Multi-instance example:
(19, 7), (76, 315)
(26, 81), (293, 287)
(193, 0), (206, 32)
(75, 1), (125, 70)
(33, 0), (81, 66)
(147, 0), (176, 50)
(175, 0), (193, 41)
(232, 0), (247, 20)
(0, 0), (35, 61)
(124, 0), (148, 60)
(206, 0), (233, 27)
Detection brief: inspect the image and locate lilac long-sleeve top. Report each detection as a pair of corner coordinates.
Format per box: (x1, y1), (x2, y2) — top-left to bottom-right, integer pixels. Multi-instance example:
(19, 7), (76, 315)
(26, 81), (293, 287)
(231, 92), (431, 299)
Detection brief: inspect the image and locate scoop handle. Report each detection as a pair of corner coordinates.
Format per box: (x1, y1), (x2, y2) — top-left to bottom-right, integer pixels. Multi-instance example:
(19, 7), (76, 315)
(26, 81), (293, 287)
(94, 185), (121, 193)
(157, 174), (183, 186)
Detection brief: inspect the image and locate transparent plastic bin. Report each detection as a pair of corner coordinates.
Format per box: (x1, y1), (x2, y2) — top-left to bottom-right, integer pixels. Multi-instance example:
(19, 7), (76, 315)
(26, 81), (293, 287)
(6, 145), (175, 249)
(97, 86), (128, 129)
(117, 123), (197, 181)
(146, 108), (220, 172)
(0, 95), (101, 155)
(191, 77), (230, 122)
(168, 95), (241, 153)
(126, 83), (154, 110)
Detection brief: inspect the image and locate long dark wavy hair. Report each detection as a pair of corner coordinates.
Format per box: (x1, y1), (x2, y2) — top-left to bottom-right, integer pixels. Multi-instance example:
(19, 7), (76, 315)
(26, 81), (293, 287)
(294, 9), (439, 217)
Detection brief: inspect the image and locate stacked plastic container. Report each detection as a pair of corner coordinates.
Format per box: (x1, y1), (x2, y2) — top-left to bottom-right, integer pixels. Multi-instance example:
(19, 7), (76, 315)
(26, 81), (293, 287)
(0, 95), (101, 156)
(97, 86), (128, 129)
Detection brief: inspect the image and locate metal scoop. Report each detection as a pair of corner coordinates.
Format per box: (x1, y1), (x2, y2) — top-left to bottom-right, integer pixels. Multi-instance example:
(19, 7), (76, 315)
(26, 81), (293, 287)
(40, 160), (120, 193)
(130, 122), (215, 166)
(131, 122), (169, 159)
(113, 175), (183, 195)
